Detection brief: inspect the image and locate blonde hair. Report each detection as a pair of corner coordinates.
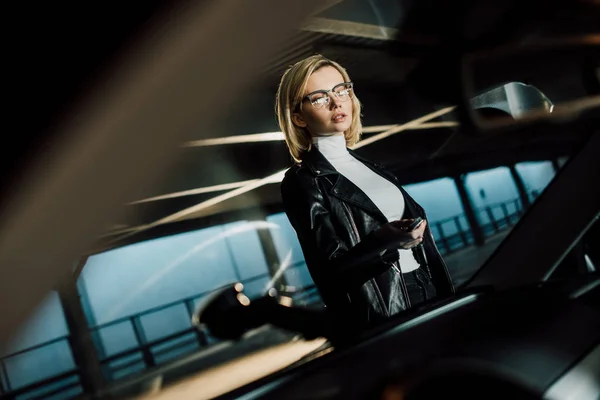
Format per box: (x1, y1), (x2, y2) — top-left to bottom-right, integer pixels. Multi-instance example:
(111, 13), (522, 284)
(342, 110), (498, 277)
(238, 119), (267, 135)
(275, 54), (362, 163)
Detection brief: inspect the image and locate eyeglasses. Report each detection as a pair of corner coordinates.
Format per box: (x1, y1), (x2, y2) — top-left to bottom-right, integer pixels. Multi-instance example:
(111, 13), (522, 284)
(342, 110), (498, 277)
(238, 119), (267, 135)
(303, 82), (353, 109)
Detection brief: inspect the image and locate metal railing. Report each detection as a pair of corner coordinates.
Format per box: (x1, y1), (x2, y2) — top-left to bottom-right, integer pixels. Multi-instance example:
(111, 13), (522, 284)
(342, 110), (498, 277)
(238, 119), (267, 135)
(0, 264), (319, 399)
(432, 198), (523, 255)
(0, 196), (525, 398)
(89, 268), (313, 376)
(93, 263), (321, 381)
(0, 336), (82, 399)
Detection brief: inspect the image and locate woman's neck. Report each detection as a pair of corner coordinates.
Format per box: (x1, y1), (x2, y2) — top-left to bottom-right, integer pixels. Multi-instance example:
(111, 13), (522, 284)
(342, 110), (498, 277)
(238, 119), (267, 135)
(312, 135), (349, 160)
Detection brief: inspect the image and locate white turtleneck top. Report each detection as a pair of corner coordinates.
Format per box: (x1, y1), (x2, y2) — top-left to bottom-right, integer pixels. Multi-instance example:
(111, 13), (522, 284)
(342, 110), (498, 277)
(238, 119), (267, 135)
(313, 135), (420, 273)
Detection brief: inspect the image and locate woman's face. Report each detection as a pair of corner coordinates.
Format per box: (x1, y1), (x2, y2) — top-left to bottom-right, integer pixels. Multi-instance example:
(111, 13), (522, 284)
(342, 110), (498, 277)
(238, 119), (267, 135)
(293, 66), (353, 137)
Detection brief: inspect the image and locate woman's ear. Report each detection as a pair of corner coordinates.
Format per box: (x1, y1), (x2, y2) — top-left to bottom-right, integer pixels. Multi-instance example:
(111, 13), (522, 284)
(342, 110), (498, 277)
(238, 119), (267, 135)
(292, 113), (307, 128)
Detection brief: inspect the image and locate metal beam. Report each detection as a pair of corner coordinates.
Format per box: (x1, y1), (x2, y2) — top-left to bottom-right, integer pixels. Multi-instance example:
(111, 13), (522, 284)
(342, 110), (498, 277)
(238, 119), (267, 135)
(466, 132), (600, 290)
(100, 143), (577, 251)
(388, 142), (577, 186)
(300, 17), (399, 41)
(92, 203), (287, 255)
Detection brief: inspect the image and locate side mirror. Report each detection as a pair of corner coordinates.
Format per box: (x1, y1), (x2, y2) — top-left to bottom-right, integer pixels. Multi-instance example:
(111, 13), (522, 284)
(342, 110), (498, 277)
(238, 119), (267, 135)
(191, 283), (257, 340)
(191, 283), (329, 341)
(470, 81), (554, 120)
(462, 36), (600, 133)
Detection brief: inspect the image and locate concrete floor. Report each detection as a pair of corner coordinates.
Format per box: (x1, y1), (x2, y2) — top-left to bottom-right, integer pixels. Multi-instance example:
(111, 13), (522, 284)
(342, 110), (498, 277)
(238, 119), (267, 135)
(444, 230), (512, 287)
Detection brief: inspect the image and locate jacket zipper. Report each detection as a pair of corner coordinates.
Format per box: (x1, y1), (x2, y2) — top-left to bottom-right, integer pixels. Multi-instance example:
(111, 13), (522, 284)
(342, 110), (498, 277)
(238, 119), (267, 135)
(358, 162), (411, 307)
(342, 197), (410, 309)
(340, 200), (389, 311)
(348, 158), (452, 299)
(381, 174), (451, 295)
(342, 201), (361, 244)
(391, 260), (402, 275)
(325, 175), (412, 311)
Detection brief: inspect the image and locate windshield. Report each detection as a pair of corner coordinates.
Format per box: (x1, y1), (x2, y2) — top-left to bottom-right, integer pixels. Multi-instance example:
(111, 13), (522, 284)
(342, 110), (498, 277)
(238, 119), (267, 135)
(1, 1), (598, 399)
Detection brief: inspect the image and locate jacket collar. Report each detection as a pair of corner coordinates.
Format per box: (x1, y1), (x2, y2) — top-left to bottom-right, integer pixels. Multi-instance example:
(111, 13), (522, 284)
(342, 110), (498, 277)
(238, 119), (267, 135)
(301, 146), (376, 175)
(301, 146), (338, 176)
(299, 146), (424, 221)
(301, 147), (388, 220)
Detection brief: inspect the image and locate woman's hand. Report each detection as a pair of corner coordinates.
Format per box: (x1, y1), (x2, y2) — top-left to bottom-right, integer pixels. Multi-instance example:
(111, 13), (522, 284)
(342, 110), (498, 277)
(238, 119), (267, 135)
(377, 219), (427, 250)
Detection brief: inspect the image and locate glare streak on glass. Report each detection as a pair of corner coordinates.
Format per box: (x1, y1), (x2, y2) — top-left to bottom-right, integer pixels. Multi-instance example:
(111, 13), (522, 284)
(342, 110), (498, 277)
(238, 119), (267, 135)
(184, 132), (285, 147)
(104, 221), (279, 321)
(182, 122), (458, 148)
(367, 0), (393, 39)
(106, 107), (456, 244)
(263, 249), (293, 293)
(105, 171), (287, 243)
(127, 180), (261, 205)
(354, 106), (456, 149)
(583, 254), (595, 273)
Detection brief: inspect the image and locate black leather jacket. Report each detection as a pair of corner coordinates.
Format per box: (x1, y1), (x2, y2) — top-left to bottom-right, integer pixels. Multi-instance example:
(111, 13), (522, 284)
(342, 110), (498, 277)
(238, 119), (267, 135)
(281, 147), (455, 329)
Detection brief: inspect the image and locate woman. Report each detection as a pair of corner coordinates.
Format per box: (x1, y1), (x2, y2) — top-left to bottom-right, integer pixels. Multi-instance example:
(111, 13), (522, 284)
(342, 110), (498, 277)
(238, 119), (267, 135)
(276, 54), (454, 331)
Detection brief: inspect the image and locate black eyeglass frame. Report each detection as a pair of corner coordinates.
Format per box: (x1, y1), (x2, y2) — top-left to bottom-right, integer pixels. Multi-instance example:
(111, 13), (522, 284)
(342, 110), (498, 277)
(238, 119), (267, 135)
(302, 82), (354, 107)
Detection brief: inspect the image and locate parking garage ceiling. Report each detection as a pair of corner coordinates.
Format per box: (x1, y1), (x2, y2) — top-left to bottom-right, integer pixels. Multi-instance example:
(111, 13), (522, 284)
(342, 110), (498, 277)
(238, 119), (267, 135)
(9, 0), (596, 252)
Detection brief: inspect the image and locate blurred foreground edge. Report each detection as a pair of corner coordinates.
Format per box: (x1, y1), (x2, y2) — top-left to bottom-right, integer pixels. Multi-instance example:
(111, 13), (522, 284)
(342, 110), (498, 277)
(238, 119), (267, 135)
(0, 0), (327, 349)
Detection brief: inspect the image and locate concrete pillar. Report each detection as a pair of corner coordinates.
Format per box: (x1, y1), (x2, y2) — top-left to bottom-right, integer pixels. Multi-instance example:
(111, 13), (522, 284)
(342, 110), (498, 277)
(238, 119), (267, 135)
(453, 174), (485, 246)
(509, 165), (532, 211)
(57, 275), (106, 396)
(254, 215), (287, 287)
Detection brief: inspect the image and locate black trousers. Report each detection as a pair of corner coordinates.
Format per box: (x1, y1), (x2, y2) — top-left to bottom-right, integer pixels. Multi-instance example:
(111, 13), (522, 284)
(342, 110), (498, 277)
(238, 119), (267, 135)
(404, 267), (436, 307)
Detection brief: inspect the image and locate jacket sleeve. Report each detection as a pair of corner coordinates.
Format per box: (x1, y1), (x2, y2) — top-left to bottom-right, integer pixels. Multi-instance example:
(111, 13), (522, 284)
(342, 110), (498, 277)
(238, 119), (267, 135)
(281, 171), (396, 290)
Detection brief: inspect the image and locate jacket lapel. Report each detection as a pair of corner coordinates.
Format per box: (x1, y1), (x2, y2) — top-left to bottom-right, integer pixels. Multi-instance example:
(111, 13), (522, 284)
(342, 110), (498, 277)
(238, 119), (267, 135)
(329, 174), (387, 221)
(302, 148), (388, 221)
